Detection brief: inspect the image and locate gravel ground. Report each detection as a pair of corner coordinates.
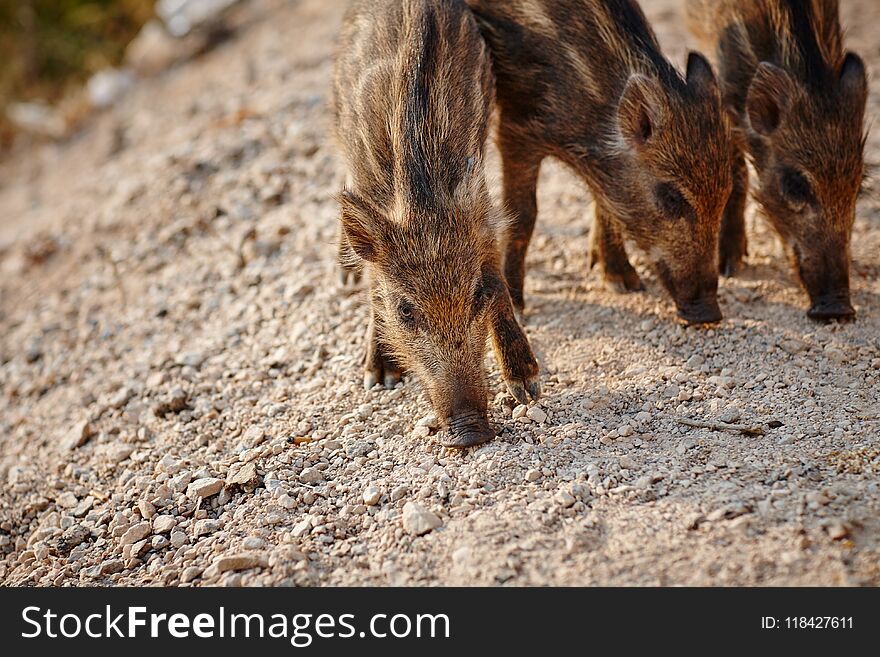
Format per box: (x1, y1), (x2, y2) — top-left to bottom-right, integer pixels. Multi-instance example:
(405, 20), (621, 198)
(1, 0), (879, 587)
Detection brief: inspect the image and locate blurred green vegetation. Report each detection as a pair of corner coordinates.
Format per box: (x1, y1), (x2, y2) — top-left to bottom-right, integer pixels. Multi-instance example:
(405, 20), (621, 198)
(0, 0), (154, 142)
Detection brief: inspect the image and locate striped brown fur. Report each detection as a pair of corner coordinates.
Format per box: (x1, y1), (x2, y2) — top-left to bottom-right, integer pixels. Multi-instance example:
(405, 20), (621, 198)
(687, 0), (868, 320)
(467, 0), (737, 324)
(332, 0), (540, 448)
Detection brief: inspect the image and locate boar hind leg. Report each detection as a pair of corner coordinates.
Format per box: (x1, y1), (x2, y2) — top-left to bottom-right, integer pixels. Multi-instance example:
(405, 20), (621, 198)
(363, 311), (402, 391)
(487, 271), (541, 404)
(499, 128), (543, 310)
(719, 150), (748, 277)
(589, 201), (644, 292)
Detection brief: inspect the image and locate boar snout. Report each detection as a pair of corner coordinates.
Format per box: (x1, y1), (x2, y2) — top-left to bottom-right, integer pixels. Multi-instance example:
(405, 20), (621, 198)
(794, 245), (855, 321)
(440, 382), (494, 449)
(677, 295), (722, 325)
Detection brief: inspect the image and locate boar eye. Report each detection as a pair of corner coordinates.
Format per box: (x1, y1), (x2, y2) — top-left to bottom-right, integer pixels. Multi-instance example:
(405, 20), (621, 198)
(397, 300), (418, 329)
(780, 168), (813, 209)
(655, 183), (689, 219)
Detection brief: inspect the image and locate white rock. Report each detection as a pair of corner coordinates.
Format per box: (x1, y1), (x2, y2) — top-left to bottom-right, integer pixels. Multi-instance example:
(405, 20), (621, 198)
(402, 502), (442, 536)
(555, 491), (576, 508)
(390, 485), (409, 502)
(120, 522), (151, 546)
(525, 469), (542, 482)
(512, 404), (529, 420)
(617, 423), (634, 437)
(152, 515), (177, 534)
(186, 477), (224, 499)
(416, 414), (440, 429)
(362, 485), (381, 506)
(299, 467), (323, 484)
(526, 406), (548, 424)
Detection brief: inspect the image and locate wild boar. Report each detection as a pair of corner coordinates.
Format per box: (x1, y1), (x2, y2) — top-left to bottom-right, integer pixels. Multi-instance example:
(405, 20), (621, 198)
(332, 0), (541, 448)
(466, 0), (737, 324)
(687, 0), (868, 320)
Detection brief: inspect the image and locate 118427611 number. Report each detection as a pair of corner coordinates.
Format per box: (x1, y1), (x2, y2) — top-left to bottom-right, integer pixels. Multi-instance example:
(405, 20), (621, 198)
(785, 617), (853, 629)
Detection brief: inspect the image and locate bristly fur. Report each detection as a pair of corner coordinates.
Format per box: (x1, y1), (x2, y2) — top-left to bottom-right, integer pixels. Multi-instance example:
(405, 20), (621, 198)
(466, 0), (735, 322)
(687, 0), (868, 317)
(332, 0), (540, 445)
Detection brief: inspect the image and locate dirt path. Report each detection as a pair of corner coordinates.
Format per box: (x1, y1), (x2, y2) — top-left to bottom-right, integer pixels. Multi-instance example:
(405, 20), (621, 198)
(1, 0), (879, 586)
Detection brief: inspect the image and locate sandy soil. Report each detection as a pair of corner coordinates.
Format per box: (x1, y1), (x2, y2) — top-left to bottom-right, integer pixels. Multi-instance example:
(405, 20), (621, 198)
(1, 0), (879, 587)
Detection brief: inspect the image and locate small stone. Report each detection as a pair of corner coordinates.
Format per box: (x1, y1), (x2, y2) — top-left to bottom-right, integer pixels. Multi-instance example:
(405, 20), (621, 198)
(169, 471), (193, 492)
(151, 535), (169, 550)
(416, 414), (440, 429)
(152, 515), (177, 534)
(525, 469), (542, 482)
(555, 491), (576, 508)
(686, 354), (705, 368)
(213, 553), (268, 573)
(363, 485), (382, 506)
(226, 461), (259, 487)
(186, 477), (224, 499)
(63, 419), (95, 451)
(56, 492), (78, 509)
(138, 500), (157, 519)
(100, 559), (125, 575)
(181, 566), (203, 583)
(194, 519), (220, 537)
(242, 537), (266, 550)
(826, 522), (849, 541)
(278, 494), (297, 510)
(170, 530), (188, 548)
(120, 522), (151, 546)
(526, 406), (548, 424)
(512, 404), (528, 420)
(402, 502), (442, 536)
(390, 484), (409, 502)
(242, 426), (265, 447)
(619, 456), (637, 470)
(617, 424), (634, 437)
(292, 519), (312, 538)
(299, 467), (323, 484)
(719, 408), (741, 424)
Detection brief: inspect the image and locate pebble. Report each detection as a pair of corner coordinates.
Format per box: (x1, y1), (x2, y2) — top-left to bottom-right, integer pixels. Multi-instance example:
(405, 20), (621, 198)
(526, 406), (548, 424)
(187, 477), (223, 499)
(193, 519), (220, 537)
(555, 491), (576, 508)
(402, 502), (442, 536)
(719, 408), (742, 424)
(512, 405), (529, 420)
(227, 462), (259, 487)
(213, 553), (269, 573)
(299, 467), (323, 484)
(416, 414), (440, 429)
(181, 566), (203, 583)
(170, 530), (188, 549)
(100, 559), (125, 575)
(390, 485), (409, 502)
(242, 537), (266, 550)
(152, 515), (177, 534)
(619, 456), (637, 470)
(138, 500), (157, 519)
(120, 522), (151, 546)
(525, 469), (542, 482)
(686, 354), (705, 368)
(617, 424), (634, 437)
(278, 494), (297, 510)
(63, 420), (95, 451)
(362, 485), (382, 506)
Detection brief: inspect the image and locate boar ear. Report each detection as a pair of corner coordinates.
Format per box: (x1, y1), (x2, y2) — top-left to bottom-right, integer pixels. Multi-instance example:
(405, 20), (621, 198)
(746, 62), (792, 136)
(618, 74), (666, 148)
(686, 52), (718, 95)
(339, 191), (387, 263)
(839, 52), (867, 106)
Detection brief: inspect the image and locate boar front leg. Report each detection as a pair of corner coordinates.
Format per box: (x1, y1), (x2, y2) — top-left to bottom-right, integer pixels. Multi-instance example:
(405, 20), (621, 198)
(363, 304), (403, 390)
(588, 201), (644, 292)
(486, 270), (541, 404)
(498, 126), (543, 311)
(719, 149), (749, 277)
